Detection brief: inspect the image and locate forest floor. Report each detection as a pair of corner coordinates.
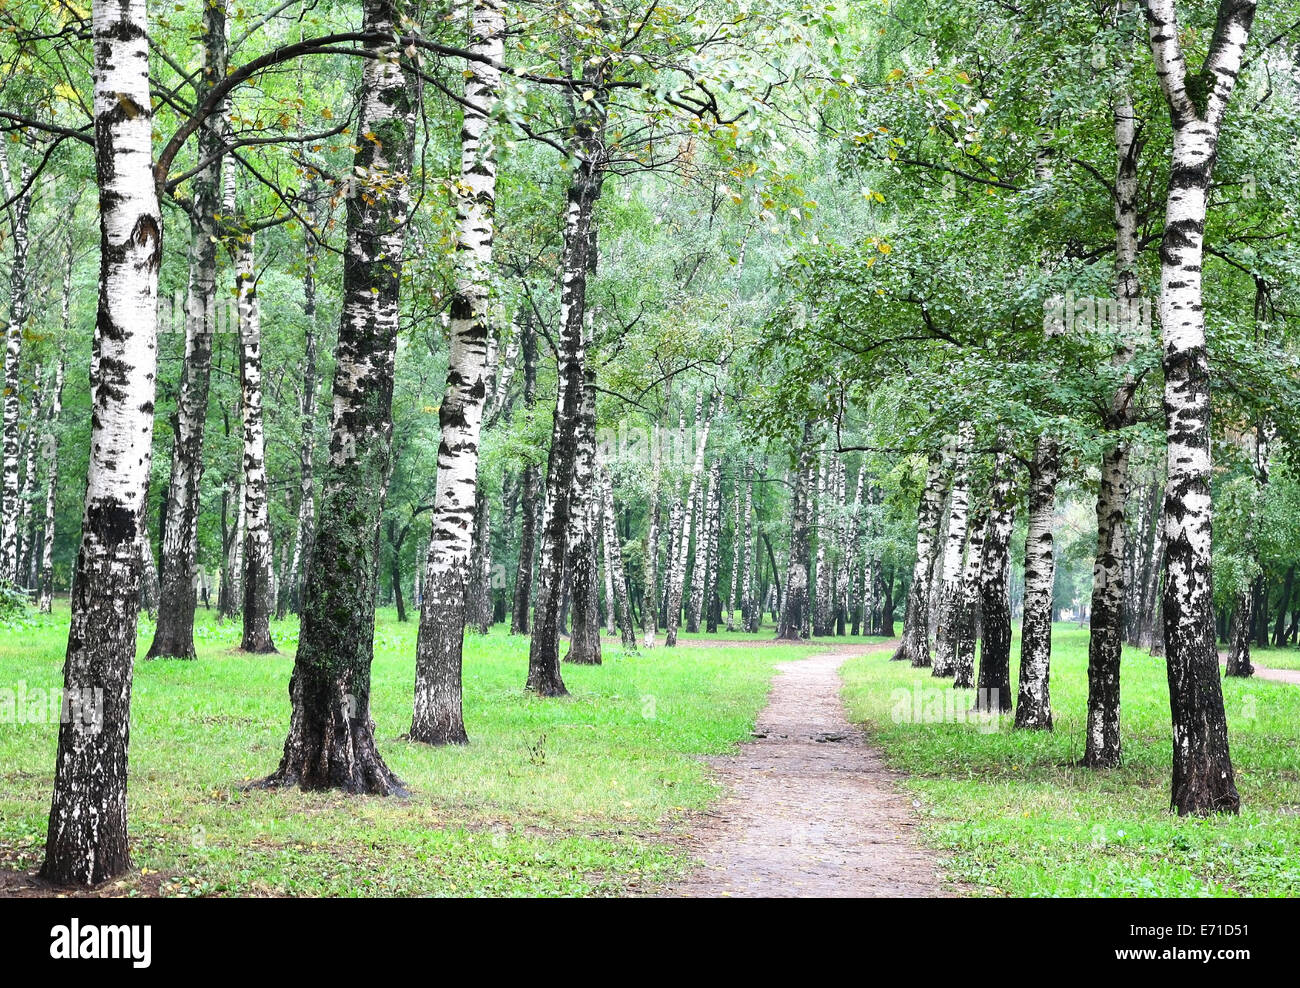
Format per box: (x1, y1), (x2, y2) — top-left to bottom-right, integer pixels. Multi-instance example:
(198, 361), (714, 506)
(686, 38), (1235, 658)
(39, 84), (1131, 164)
(842, 625), (1300, 896)
(0, 603), (846, 897)
(6, 608), (1296, 897)
(666, 640), (951, 897)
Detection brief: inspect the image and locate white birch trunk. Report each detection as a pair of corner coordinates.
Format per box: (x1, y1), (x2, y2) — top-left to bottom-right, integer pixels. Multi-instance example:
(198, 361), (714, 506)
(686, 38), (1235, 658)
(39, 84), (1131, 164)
(892, 450), (947, 664)
(742, 459), (758, 631)
(641, 417), (664, 647)
(16, 362), (42, 586)
(599, 462), (636, 649)
(268, 0), (416, 793)
(688, 456), (716, 632)
(665, 398), (714, 646)
(952, 504), (987, 689)
(284, 189), (322, 618)
(1144, 0), (1253, 815)
(813, 448), (832, 636)
(973, 441), (1017, 713)
(726, 468), (742, 632)
(412, 0), (506, 741)
(234, 234), (275, 652)
(933, 422), (975, 676)
(0, 152), (31, 582)
(38, 353), (65, 614)
(148, 0), (227, 659)
(703, 457), (723, 632)
(42, 0), (161, 887)
(525, 77), (607, 693)
(1016, 436), (1060, 728)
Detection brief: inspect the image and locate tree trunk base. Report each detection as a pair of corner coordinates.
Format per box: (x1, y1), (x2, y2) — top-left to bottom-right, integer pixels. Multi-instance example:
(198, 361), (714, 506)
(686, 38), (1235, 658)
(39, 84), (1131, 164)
(408, 724), (469, 747)
(1081, 749), (1121, 770)
(260, 680), (407, 797)
(145, 632), (197, 661)
(971, 687), (1012, 714)
(525, 672), (569, 697)
(1171, 777), (1240, 816)
(257, 728), (407, 797)
(1014, 710), (1052, 730)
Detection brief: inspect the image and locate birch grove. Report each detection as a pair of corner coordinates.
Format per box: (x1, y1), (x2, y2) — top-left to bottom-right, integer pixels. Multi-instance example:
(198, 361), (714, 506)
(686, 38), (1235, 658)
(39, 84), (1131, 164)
(6, 0), (1299, 895)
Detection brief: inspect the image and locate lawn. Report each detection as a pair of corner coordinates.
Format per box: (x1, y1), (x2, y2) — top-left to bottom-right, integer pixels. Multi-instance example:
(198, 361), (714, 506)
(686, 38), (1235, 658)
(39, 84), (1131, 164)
(0, 603), (822, 897)
(1253, 647), (1300, 672)
(840, 624), (1300, 897)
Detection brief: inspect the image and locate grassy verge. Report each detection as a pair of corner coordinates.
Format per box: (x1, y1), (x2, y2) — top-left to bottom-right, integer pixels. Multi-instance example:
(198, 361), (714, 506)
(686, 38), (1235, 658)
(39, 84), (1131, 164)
(0, 604), (821, 896)
(1252, 647), (1300, 672)
(841, 624), (1300, 897)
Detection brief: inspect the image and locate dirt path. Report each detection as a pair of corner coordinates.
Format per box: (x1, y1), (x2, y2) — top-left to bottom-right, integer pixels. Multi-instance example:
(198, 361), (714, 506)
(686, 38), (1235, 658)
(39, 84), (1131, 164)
(1217, 653), (1300, 686)
(668, 641), (950, 898)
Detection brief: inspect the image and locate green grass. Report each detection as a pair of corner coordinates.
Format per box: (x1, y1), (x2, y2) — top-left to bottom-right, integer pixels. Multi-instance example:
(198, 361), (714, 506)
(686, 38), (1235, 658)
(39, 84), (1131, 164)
(840, 624), (1300, 897)
(1252, 647), (1300, 671)
(0, 603), (822, 896)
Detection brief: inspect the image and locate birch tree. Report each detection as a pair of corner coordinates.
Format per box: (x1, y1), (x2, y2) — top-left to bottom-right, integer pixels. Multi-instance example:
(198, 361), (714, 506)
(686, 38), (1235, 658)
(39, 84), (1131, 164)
(510, 312), (540, 635)
(726, 467), (743, 632)
(703, 457), (723, 633)
(147, 0), (227, 660)
(527, 81), (606, 693)
(599, 462), (637, 649)
(41, 0), (161, 886)
(742, 460), (758, 631)
(973, 441), (1016, 713)
(776, 420), (816, 640)
(1016, 436), (1060, 728)
(952, 504), (987, 690)
(1084, 3), (1144, 767)
(640, 415), (664, 646)
(0, 150), (31, 583)
(565, 362), (603, 664)
(664, 397), (714, 647)
(38, 345), (66, 614)
(16, 365), (42, 587)
(233, 231), (275, 653)
(264, 0), (416, 792)
(411, 0), (505, 742)
(813, 449), (832, 635)
(283, 189), (323, 618)
(892, 450), (947, 665)
(1144, 0), (1255, 815)
(933, 423), (975, 677)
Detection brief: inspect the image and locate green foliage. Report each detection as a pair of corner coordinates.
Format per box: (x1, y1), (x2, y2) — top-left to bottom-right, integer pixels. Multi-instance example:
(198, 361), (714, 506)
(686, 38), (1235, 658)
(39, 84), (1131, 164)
(0, 582), (29, 626)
